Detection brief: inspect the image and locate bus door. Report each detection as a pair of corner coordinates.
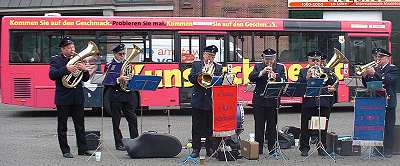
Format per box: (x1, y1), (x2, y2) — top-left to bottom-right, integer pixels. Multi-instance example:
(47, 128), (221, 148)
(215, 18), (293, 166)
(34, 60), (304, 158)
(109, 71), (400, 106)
(346, 33), (390, 100)
(177, 32), (226, 107)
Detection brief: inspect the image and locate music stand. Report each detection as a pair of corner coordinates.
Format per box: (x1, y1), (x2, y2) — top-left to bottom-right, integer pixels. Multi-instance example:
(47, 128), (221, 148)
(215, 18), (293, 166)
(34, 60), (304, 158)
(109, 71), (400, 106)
(303, 78), (336, 162)
(262, 82), (289, 160)
(127, 75), (162, 134)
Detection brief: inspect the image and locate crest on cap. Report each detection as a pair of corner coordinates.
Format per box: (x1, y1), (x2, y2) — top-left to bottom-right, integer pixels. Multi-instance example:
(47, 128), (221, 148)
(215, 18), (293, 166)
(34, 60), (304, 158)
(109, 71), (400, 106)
(112, 44), (125, 53)
(261, 48), (277, 57)
(372, 48), (391, 57)
(204, 45), (218, 54)
(307, 50), (322, 58)
(59, 36), (74, 47)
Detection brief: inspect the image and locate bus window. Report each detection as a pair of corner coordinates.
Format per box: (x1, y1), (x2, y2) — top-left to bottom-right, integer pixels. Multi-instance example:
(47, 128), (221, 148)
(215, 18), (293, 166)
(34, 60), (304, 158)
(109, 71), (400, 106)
(206, 36), (225, 63)
(10, 31), (55, 64)
(151, 34), (175, 63)
(180, 35), (199, 63)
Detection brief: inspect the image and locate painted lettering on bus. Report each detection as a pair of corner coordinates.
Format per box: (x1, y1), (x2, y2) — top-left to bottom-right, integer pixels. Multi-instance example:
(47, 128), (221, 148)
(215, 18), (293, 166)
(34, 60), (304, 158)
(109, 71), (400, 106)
(128, 60), (345, 88)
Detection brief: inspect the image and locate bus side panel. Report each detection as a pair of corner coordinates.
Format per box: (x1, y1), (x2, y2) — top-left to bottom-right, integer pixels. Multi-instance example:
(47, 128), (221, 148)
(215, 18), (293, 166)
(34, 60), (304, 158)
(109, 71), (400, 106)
(137, 63), (180, 107)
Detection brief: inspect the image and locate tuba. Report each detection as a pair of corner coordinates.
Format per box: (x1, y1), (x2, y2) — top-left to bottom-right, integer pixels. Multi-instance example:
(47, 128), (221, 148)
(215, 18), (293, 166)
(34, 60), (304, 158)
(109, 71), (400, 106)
(197, 59), (215, 89)
(119, 44), (142, 92)
(325, 48), (349, 85)
(62, 41), (99, 88)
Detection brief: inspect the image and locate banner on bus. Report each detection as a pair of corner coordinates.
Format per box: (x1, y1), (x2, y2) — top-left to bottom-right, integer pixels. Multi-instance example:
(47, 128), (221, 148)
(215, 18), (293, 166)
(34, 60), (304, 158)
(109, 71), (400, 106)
(288, 0), (400, 8)
(353, 97), (385, 146)
(212, 86), (237, 137)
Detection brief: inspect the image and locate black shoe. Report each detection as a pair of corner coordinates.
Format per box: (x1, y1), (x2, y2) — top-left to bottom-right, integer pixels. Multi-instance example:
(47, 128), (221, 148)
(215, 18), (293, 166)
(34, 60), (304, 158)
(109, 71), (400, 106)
(301, 151), (308, 157)
(63, 153), (74, 158)
(384, 153), (392, 158)
(318, 150), (327, 156)
(206, 148), (215, 157)
(116, 145), (126, 151)
(78, 150), (93, 156)
(190, 150), (200, 158)
(268, 150), (277, 156)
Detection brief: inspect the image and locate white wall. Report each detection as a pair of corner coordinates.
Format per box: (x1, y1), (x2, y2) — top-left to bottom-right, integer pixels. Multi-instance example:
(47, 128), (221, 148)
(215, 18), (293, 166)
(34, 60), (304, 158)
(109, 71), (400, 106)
(323, 11), (382, 21)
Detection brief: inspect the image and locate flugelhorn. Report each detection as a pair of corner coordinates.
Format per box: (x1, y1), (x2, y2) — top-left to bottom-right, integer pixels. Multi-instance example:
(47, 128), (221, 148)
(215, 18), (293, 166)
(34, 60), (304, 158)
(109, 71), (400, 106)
(62, 41), (99, 88)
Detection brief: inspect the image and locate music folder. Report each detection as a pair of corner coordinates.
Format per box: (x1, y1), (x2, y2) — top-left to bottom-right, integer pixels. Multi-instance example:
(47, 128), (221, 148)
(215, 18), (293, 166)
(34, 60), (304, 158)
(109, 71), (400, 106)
(263, 82), (287, 99)
(305, 78), (325, 97)
(127, 75), (162, 91)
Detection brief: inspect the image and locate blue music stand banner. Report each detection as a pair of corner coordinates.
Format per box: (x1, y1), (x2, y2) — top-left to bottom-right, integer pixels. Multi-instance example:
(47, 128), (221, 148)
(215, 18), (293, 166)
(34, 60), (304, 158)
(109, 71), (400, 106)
(353, 97), (386, 146)
(127, 75), (162, 91)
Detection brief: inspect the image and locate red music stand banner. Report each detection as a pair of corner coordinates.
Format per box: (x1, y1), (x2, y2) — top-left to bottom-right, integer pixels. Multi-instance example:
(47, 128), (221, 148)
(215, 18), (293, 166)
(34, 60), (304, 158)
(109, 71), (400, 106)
(212, 85), (237, 137)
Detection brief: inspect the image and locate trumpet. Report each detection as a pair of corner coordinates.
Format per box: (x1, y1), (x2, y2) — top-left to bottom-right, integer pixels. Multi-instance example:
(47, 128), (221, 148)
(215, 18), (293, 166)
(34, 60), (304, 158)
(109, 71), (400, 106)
(355, 60), (379, 75)
(264, 62), (276, 82)
(307, 65), (326, 80)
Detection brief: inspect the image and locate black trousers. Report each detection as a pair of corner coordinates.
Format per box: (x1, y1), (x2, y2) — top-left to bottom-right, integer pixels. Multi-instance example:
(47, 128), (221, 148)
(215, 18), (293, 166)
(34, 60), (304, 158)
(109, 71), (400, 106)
(253, 105), (277, 153)
(383, 107), (396, 154)
(56, 105), (87, 154)
(299, 106), (331, 153)
(191, 108), (213, 151)
(110, 102), (139, 147)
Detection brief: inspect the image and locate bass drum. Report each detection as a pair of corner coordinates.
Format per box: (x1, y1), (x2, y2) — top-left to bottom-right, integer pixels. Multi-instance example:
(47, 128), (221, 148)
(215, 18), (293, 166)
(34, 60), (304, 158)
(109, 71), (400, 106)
(236, 103), (245, 135)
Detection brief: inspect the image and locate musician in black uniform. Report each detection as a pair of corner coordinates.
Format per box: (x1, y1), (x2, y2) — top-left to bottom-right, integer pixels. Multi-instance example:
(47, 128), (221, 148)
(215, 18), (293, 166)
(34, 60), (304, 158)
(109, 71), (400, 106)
(249, 49), (287, 155)
(188, 45), (223, 158)
(361, 48), (397, 158)
(297, 51), (337, 157)
(103, 44), (139, 151)
(49, 36), (92, 158)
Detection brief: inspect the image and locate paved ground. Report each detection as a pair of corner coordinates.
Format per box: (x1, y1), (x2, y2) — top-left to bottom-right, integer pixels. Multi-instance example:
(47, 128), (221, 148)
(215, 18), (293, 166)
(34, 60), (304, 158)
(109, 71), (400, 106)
(0, 104), (399, 166)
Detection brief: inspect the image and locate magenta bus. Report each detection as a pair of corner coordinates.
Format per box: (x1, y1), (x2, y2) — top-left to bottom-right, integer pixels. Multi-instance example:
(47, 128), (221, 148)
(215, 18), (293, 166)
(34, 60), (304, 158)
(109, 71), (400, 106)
(0, 16), (391, 110)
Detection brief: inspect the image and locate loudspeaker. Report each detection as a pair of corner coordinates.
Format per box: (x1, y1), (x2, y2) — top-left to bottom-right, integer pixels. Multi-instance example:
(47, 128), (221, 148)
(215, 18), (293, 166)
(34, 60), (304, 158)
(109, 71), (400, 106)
(85, 131), (100, 150)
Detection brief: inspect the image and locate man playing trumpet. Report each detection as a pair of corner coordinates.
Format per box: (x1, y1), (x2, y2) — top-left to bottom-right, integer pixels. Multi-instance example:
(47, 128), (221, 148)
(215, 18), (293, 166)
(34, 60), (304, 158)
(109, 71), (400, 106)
(361, 48), (397, 158)
(249, 48), (286, 155)
(297, 50), (336, 157)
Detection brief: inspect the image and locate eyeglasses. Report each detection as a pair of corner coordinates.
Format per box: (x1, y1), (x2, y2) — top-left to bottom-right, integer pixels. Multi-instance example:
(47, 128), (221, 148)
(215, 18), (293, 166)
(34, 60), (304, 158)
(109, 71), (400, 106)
(117, 52), (126, 55)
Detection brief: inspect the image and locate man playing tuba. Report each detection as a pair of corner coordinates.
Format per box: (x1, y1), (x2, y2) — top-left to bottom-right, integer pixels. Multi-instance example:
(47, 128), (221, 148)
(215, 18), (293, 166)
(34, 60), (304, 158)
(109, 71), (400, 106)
(103, 44), (139, 151)
(188, 45), (223, 158)
(249, 48), (286, 155)
(49, 36), (93, 158)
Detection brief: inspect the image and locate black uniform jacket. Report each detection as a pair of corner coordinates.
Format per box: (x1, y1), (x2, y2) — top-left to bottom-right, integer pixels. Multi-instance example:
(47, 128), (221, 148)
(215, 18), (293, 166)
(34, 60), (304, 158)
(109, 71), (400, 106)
(362, 64), (398, 109)
(189, 60), (223, 111)
(104, 59), (137, 106)
(297, 67), (337, 108)
(49, 54), (90, 106)
(249, 62), (287, 107)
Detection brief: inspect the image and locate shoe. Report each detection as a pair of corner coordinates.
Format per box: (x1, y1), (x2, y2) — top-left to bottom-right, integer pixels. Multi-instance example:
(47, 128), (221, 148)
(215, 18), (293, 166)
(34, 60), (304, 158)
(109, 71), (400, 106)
(318, 150), (327, 156)
(206, 148), (215, 157)
(301, 151), (308, 157)
(116, 145), (126, 151)
(63, 153), (74, 158)
(268, 150), (277, 156)
(384, 153), (392, 158)
(190, 150), (200, 158)
(78, 150), (93, 156)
